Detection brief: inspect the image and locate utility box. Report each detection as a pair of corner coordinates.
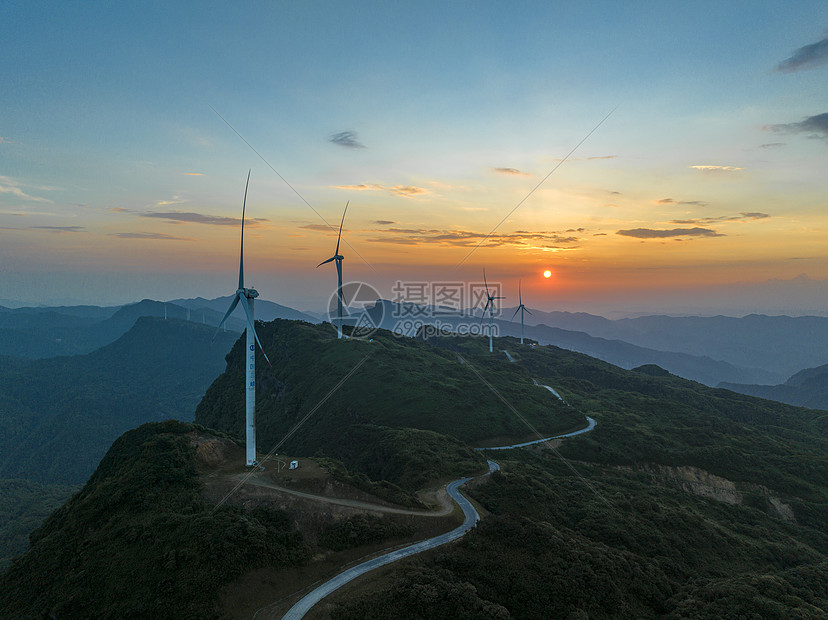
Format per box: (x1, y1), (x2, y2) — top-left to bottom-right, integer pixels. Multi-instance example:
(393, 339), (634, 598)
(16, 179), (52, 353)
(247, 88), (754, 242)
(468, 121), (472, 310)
(289, 460), (299, 470)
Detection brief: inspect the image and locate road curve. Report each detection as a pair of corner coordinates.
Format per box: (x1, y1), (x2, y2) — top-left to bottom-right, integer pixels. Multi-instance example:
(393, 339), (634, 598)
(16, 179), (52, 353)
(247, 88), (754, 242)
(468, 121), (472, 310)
(479, 416), (597, 451)
(278, 460), (500, 620)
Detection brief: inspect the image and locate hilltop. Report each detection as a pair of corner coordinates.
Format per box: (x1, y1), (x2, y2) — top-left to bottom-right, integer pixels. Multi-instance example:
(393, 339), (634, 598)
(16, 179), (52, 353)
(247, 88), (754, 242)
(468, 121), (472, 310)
(1, 321), (826, 618)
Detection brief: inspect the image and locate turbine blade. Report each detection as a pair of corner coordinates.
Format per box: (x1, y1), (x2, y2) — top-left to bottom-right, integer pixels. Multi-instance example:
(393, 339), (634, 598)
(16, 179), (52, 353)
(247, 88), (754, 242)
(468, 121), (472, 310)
(519, 279), (522, 305)
(238, 294), (272, 367)
(317, 256), (337, 267)
(511, 306), (520, 321)
(335, 201), (348, 255)
(239, 169), (250, 290)
(483, 268), (489, 296)
(213, 295), (240, 341)
(524, 307), (533, 316)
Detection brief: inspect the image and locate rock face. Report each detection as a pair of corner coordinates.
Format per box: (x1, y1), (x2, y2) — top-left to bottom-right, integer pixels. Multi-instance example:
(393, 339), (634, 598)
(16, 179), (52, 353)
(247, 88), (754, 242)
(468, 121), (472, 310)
(629, 463), (797, 523)
(190, 434), (237, 468)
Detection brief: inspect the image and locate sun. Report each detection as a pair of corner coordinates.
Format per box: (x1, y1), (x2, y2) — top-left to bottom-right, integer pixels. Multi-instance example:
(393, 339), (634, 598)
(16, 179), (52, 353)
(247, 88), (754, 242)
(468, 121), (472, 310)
(543, 270), (552, 278)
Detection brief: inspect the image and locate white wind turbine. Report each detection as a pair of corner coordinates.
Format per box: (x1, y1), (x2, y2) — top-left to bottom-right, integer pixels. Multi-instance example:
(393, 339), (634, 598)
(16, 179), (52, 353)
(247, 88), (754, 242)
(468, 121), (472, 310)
(511, 279), (533, 344)
(317, 202), (348, 339)
(481, 269), (505, 353)
(214, 170), (271, 467)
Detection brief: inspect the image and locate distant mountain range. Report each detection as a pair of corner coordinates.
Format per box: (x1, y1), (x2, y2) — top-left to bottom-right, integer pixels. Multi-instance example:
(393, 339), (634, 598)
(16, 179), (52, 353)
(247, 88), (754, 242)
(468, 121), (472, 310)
(0, 297), (317, 360)
(0, 317), (238, 485)
(720, 363), (828, 411)
(357, 300), (820, 386)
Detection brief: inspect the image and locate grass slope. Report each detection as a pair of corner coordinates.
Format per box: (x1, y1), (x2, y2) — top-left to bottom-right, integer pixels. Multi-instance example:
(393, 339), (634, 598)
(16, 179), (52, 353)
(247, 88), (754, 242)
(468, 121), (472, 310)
(196, 320), (584, 489)
(0, 421), (310, 619)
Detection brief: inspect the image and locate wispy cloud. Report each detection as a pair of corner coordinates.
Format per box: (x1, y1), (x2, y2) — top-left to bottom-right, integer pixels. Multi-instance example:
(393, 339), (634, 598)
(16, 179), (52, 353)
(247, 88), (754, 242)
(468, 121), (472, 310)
(30, 225), (86, 233)
(492, 167), (531, 176)
(141, 211), (268, 226)
(617, 227), (723, 239)
(154, 197), (186, 207)
(689, 165), (743, 172)
(0, 176), (53, 203)
(671, 212), (769, 225)
(300, 223), (340, 233)
(586, 155), (617, 160)
(759, 142), (785, 149)
(335, 183), (428, 197)
(329, 131), (365, 149)
(765, 113), (828, 140)
(367, 227), (582, 249)
(374, 220), (395, 225)
(109, 207), (130, 213)
(183, 172), (203, 176)
(114, 232), (194, 240)
(776, 35), (828, 73)
(657, 198), (708, 206)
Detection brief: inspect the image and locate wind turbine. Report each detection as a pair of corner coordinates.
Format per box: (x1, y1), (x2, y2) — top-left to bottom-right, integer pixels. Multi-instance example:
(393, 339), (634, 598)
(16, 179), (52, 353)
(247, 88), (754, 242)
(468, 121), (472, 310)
(511, 279), (533, 344)
(317, 202), (348, 339)
(214, 170), (271, 467)
(481, 269), (505, 353)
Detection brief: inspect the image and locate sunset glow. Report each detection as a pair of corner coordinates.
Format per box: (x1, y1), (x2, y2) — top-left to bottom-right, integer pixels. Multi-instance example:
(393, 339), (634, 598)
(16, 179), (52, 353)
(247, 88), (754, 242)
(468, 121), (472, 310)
(1, 3), (827, 316)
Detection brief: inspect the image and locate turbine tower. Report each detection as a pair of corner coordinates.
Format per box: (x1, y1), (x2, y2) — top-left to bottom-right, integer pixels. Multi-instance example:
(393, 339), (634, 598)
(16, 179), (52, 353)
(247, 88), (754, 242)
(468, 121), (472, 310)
(511, 279), (533, 344)
(214, 170), (271, 467)
(481, 269), (505, 353)
(317, 202), (348, 339)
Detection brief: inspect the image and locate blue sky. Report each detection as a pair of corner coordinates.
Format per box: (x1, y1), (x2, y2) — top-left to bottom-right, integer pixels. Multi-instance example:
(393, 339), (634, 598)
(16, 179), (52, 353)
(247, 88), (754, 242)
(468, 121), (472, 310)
(2, 1), (827, 315)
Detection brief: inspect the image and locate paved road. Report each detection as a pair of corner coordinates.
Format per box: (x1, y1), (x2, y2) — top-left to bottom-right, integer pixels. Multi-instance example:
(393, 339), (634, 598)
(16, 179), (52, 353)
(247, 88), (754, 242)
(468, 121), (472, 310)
(480, 416), (597, 451)
(278, 460), (500, 620)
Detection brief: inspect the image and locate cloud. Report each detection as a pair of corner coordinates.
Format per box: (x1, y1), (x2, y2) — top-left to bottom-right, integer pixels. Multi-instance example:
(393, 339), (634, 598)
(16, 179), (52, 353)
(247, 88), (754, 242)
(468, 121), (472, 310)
(689, 165), (743, 172)
(329, 131), (365, 149)
(300, 223), (340, 232)
(141, 211), (268, 226)
(183, 172), (203, 176)
(657, 198), (708, 206)
(30, 225), (85, 233)
(492, 167), (530, 176)
(374, 220), (395, 225)
(776, 35), (828, 73)
(671, 212), (769, 225)
(586, 155), (617, 160)
(759, 142), (785, 149)
(335, 183), (428, 197)
(109, 207), (130, 213)
(0, 176), (53, 203)
(113, 232), (194, 240)
(765, 113), (828, 140)
(367, 227), (582, 249)
(616, 227), (723, 239)
(155, 197), (186, 206)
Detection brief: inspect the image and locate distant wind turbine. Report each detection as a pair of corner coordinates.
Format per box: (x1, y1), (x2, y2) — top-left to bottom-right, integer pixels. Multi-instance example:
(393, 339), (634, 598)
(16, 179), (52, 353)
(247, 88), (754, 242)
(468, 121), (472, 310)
(481, 269), (505, 353)
(511, 279), (533, 344)
(317, 202), (348, 339)
(214, 170), (272, 467)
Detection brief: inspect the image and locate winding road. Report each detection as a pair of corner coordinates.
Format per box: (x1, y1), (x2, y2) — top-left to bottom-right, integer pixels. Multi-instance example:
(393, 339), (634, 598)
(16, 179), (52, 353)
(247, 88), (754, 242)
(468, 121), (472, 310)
(278, 460), (501, 620)
(271, 375), (596, 619)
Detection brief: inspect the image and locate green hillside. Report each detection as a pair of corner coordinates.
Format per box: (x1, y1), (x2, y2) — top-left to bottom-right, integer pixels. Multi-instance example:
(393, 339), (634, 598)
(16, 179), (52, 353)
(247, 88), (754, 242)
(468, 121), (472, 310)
(0, 421), (310, 618)
(2, 322), (825, 618)
(195, 320), (583, 489)
(0, 316), (238, 485)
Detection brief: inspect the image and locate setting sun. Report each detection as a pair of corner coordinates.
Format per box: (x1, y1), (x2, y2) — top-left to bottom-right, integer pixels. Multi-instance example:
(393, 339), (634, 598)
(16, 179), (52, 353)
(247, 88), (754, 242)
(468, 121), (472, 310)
(543, 270), (552, 278)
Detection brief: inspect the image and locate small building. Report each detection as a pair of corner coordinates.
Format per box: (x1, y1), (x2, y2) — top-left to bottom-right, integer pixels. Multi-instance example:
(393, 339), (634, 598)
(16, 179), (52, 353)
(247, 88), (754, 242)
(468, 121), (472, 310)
(289, 460), (299, 470)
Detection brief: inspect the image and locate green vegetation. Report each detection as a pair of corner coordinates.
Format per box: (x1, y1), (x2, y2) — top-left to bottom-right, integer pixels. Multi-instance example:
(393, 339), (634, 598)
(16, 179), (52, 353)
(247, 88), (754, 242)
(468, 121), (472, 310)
(318, 514), (415, 552)
(332, 449), (827, 619)
(0, 316), (238, 485)
(196, 321), (579, 487)
(0, 421), (310, 619)
(0, 480), (77, 573)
